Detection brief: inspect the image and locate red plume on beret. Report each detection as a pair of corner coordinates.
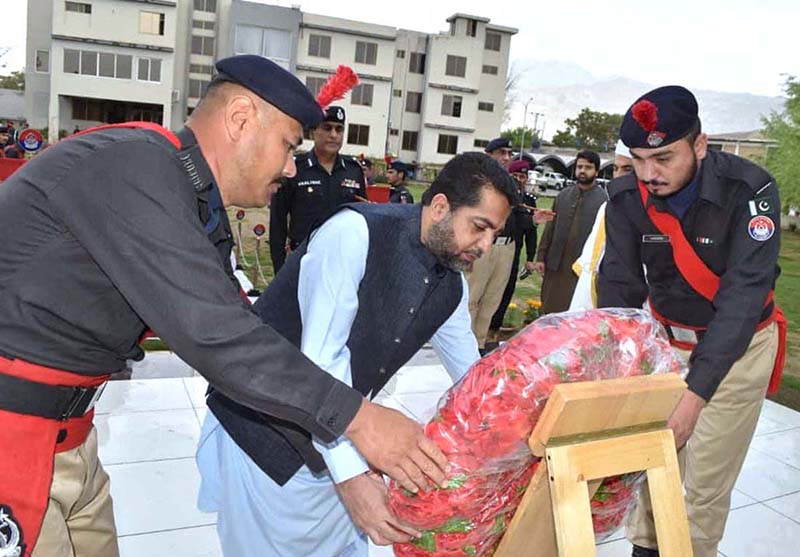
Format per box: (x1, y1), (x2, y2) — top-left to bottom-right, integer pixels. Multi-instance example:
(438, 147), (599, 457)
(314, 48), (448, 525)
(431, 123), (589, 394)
(316, 66), (360, 109)
(632, 99), (659, 132)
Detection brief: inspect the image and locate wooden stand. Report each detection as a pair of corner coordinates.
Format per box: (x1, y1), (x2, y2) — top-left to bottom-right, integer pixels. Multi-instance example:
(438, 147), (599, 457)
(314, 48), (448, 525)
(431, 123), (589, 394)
(495, 374), (693, 557)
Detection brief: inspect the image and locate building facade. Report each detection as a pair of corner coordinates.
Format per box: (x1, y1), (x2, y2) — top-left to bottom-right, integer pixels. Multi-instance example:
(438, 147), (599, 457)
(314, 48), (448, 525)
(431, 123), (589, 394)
(25, 1), (516, 164)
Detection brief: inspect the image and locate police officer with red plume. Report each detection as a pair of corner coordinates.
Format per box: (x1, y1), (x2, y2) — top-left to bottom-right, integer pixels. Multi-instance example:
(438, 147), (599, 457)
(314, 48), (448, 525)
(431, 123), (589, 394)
(598, 85), (787, 557)
(0, 55), (447, 557)
(269, 104), (367, 273)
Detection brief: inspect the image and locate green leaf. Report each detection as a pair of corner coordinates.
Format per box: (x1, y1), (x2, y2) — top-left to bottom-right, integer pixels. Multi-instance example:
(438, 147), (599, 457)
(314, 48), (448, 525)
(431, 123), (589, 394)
(401, 488), (417, 498)
(491, 368), (500, 377)
(437, 517), (473, 533)
(489, 514), (507, 535)
(465, 545), (477, 557)
(411, 531), (436, 552)
(641, 358), (654, 375)
(443, 474), (468, 490)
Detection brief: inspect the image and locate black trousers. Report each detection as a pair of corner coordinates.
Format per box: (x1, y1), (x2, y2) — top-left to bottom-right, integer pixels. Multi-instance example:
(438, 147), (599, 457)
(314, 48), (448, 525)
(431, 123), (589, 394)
(490, 227), (537, 330)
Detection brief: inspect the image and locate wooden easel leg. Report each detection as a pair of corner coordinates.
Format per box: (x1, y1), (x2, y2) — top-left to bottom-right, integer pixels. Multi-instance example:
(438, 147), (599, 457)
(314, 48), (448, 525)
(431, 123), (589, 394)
(646, 430), (693, 557)
(546, 446), (597, 557)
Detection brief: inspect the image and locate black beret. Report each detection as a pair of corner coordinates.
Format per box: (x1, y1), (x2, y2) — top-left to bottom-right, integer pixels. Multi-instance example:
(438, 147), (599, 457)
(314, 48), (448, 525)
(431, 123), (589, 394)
(0, 125), (8, 133)
(214, 55), (324, 128)
(485, 137), (512, 153)
(575, 149), (600, 170)
(621, 85), (699, 149)
(389, 160), (409, 174)
(323, 105), (346, 124)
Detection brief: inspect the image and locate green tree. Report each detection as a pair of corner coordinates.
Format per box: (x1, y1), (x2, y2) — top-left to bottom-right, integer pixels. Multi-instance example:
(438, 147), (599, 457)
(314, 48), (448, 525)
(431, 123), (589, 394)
(501, 126), (539, 151)
(0, 71), (25, 91)
(551, 129), (577, 147)
(552, 108), (624, 152)
(763, 76), (800, 209)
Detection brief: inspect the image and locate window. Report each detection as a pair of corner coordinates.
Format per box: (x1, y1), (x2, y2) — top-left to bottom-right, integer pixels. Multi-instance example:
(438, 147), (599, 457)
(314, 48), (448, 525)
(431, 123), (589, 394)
(402, 131), (418, 151)
(441, 95), (463, 118)
(192, 20), (215, 30)
(355, 41), (377, 65)
(389, 128), (399, 136)
(65, 2), (91, 14)
(308, 34), (331, 58)
(478, 101), (494, 112)
(190, 64), (213, 74)
(392, 89), (402, 97)
(396, 49), (405, 59)
(35, 50), (49, 73)
(193, 0), (216, 12)
(474, 139), (490, 148)
(306, 76), (326, 98)
(98, 52), (115, 77)
(116, 55), (132, 79)
(466, 19), (478, 37)
(140, 11), (165, 35)
(189, 79), (210, 98)
(485, 31), (502, 51)
(347, 124), (370, 146)
(80, 50), (97, 76)
(408, 52), (426, 74)
(191, 36), (215, 56)
(234, 25), (291, 68)
(351, 83), (374, 106)
(64, 49), (80, 74)
(138, 58), (161, 82)
(482, 64), (498, 75)
(66, 49), (131, 79)
(437, 134), (458, 155)
(405, 92), (422, 113)
(445, 55), (467, 77)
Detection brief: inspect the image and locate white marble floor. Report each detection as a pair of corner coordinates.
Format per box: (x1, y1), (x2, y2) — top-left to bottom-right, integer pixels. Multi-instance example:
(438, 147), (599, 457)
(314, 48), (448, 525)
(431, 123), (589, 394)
(99, 351), (800, 557)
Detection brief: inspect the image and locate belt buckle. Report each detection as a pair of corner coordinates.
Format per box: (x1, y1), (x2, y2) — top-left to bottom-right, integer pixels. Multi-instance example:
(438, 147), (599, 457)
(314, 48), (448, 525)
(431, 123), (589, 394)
(669, 326), (699, 345)
(60, 383), (106, 421)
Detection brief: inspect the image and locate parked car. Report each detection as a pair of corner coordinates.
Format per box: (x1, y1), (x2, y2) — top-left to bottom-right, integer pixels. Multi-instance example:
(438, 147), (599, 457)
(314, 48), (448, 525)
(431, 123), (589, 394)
(535, 171), (567, 191)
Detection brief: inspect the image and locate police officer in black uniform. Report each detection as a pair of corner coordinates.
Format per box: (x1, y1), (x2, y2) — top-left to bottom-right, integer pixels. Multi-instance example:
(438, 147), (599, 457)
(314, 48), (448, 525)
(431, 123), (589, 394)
(269, 105), (367, 272)
(0, 55), (445, 557)
(597, 86), (785, 557)
(387, 160), (414, 204)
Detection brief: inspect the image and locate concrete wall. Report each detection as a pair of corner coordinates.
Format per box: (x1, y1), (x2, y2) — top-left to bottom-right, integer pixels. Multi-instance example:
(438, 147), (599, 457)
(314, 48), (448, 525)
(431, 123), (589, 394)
(24, 0), (54, 129)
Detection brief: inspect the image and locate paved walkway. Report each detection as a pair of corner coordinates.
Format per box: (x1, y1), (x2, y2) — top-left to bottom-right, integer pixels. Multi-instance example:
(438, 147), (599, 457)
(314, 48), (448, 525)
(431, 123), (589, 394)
(102, 350), (800, 557)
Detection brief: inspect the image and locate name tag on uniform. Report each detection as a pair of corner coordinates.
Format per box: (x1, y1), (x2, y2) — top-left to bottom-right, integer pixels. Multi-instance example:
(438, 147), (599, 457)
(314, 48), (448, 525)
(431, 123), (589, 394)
(340, 179), (361, 189)
(642, 234), (670, 243)
(297, 179), (321, 188)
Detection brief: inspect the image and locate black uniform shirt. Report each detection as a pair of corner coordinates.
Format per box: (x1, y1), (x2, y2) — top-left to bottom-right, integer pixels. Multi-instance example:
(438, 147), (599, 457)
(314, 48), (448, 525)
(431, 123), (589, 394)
(513, 190), (538, 232)
(0, 127), (361, 441)
(597, 150), (781, 400)
(269, 149), (366, 270)
(389, 184), (414, 204)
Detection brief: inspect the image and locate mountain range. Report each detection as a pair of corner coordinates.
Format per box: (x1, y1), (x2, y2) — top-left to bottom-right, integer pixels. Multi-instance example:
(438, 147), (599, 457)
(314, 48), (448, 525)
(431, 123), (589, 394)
(507, 60), (786, 140)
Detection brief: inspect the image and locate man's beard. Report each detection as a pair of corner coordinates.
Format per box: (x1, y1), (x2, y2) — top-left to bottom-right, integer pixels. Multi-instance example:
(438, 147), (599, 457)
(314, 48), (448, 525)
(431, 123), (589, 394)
(424, 214), (482, 272)
(576, 173), (594, 185)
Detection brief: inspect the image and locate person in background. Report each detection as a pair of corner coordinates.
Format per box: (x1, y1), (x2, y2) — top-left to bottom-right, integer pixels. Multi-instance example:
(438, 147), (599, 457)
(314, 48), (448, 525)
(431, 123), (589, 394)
(569, 140), (633, 310)
(534, 150), (607, 313)
(387, 160), (414, 204)
(269, 106), (367, 273)
(466, 137), (517, 353)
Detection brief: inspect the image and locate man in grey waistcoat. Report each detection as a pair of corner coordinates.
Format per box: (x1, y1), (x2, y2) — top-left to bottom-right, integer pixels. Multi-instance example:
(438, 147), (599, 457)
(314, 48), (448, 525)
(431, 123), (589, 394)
(196, 152), (517, 556)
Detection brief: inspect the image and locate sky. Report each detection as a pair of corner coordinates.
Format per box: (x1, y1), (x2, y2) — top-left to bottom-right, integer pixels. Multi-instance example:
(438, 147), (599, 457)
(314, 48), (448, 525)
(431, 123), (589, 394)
(3, 0), (797, 97)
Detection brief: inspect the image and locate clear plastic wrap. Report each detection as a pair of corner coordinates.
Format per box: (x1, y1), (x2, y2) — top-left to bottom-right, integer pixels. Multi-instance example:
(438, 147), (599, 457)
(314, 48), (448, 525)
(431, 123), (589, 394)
(388, 308), (687, 557)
